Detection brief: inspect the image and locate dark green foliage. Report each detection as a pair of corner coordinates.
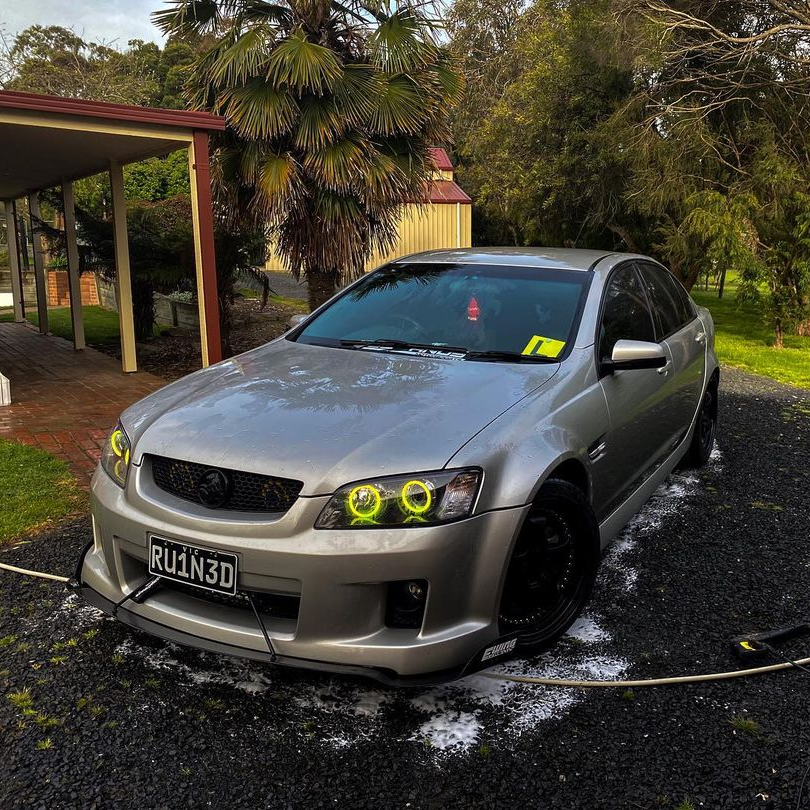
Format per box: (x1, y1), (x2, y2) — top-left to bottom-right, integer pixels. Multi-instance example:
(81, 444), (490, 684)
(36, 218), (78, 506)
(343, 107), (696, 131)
(450, 0), (810, 342)
(155, 0), (463, 309)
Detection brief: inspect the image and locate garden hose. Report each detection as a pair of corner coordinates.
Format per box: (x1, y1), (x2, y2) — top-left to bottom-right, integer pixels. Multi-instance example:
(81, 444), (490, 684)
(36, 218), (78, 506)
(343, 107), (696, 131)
(482, 658), (810, 688)
(0, 561), (69, 583)
(2, 561), (809, 688)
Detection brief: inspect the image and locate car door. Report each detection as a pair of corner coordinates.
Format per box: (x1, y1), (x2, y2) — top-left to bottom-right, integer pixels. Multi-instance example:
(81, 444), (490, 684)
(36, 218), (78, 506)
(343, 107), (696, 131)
(636, 262), (706, 446)
(592, 263), (676, 521)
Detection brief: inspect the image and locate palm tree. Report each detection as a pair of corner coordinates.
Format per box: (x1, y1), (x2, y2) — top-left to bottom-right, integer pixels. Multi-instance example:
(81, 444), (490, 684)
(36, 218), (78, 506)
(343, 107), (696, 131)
(154, 0), (463, 310)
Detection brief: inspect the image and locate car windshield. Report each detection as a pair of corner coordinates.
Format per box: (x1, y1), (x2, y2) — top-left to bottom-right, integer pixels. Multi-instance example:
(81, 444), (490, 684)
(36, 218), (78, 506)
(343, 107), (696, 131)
(294, 262), (590, 361)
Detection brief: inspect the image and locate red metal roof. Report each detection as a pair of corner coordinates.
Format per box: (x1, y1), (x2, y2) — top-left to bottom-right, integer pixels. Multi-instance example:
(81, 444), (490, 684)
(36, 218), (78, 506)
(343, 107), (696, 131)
(426, 179), (471, 204)
(0, 90), (226, 131)
(429, 147), (454, 171)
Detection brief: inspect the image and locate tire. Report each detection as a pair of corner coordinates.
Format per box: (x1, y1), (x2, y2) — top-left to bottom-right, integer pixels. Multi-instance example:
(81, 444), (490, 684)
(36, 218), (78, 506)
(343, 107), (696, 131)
(498, 479), (600, 652)
(684, 381), (718, 468)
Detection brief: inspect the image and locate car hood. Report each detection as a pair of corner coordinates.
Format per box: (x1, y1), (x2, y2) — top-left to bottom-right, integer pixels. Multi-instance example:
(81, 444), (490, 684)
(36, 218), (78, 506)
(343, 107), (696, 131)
(124, 339), (559, 496)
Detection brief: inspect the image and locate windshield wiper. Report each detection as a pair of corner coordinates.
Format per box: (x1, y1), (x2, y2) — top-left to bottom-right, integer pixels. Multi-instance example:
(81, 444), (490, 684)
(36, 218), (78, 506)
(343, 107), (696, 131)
(340, 338), (469, 354)
(465, 350), (559, 364)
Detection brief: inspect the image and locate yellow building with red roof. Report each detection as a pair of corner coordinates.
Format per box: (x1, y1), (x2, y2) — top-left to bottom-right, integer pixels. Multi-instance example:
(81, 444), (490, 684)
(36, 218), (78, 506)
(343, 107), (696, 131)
(264, 147), (472, 274)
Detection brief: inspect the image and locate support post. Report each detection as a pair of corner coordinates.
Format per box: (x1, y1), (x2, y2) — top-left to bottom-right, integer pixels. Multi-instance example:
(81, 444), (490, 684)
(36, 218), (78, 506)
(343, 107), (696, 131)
(4, 201), (24, 323)
(109, 161), (137, 372)
(27, 192), (49, 335)
(188, 132), (222, 366)
(61, 181), (85, 350)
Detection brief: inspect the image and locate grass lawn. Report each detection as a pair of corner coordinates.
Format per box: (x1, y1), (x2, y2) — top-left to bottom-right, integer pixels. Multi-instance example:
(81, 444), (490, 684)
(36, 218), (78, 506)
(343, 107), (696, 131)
(0, 440), (84, 545)
(0, 306), (121, 346)
(691, 283), (810, 390)
(237, 288), (309, 311)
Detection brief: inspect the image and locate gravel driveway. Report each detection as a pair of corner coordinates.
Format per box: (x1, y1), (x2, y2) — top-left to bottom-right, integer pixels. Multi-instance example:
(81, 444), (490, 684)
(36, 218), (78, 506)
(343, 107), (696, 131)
(1, 367), (809, 809)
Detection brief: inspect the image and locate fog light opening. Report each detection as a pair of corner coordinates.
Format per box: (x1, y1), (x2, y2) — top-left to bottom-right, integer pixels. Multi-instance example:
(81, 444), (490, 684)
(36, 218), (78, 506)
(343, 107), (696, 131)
(385, 579), (428, 629)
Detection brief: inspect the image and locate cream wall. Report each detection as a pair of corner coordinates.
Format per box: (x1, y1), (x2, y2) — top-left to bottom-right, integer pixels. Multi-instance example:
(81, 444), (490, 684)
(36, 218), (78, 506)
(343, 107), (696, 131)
(264, 201), (472, 274)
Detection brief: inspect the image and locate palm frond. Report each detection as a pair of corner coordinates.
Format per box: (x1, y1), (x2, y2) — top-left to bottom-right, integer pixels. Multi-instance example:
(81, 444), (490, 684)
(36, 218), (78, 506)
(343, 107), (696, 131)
(331, 64), (382, 127)
(266, 28), (344, 95)
(367, 10), (437, 73)
(258, 152), (301, 201)
(294, 95), (347, 150)
(152, 0), (220, 36)
(369, 74), (426, 134)
(429, 50), (465, 105)
(209, 25), (276, 86)
(218, 80), (298, 138)
(305, 135), (368, 190)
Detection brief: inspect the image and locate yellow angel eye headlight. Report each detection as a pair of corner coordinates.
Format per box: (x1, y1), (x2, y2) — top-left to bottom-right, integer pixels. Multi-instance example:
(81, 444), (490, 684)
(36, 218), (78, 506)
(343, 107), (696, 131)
(101, 421), (131, 488)
(347, 484), (383, 519)
(110, 429), (126, 458)
(316, 469), (482, 529)
(400, 480), (433, 515)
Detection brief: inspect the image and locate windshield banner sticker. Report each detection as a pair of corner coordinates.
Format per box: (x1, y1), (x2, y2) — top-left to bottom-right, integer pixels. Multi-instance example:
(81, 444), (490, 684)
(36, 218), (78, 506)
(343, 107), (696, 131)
(522, 335), (566, 358)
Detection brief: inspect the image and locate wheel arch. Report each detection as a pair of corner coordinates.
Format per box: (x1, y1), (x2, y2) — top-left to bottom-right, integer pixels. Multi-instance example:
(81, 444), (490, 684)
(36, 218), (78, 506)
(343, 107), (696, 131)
(529, 455), (591, 505)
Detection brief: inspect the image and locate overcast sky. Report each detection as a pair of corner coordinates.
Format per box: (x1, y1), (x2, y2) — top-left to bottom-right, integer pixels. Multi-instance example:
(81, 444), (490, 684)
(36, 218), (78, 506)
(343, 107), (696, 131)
(1, 0), (166, 47)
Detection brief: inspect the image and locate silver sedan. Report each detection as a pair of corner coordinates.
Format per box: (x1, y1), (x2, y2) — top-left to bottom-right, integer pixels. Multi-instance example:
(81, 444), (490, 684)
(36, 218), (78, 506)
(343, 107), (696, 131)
(75, 248), (719, 683)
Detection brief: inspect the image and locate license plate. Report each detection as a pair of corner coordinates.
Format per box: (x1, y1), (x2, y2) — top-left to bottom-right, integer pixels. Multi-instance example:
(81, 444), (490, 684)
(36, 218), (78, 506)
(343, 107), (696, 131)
(148, 535), (238, 596)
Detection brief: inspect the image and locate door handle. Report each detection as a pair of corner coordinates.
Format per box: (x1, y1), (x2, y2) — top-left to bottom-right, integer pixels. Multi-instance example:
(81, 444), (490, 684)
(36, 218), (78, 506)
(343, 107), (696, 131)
(657, 362), (671, 376)
(695, 332), (706, 344)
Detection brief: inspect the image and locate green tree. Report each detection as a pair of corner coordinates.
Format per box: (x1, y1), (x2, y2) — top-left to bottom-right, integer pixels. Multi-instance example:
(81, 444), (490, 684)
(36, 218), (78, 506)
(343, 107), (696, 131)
(155, 0), (463, 309)
(1, 26), (161, 103)
(450, 0), (810, 343)
(450, 0), (638, 249)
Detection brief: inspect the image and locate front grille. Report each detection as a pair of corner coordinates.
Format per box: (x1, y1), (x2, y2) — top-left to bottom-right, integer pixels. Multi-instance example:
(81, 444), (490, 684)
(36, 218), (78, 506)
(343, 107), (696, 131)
(149, 455), (303, 513)
(161, 579), (300, 621)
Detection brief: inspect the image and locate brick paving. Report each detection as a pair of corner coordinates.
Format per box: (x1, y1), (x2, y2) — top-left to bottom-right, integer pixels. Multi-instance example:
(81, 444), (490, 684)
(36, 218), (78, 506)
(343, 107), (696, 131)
(0, 322), (164, 482)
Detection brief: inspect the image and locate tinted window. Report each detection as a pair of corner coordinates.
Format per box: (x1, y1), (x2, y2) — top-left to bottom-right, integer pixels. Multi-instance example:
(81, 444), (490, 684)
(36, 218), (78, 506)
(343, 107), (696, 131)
(599, 265), (656, 358)
(296, 263), (590, 359)
(638, 263), (693, 337)
(667, 272), (697, 323)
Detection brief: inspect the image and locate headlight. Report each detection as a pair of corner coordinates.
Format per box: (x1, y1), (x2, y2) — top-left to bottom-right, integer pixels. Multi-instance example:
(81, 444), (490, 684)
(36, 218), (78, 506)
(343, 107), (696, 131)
(315, 469), (482, 529)
(100, 421), (131, 488)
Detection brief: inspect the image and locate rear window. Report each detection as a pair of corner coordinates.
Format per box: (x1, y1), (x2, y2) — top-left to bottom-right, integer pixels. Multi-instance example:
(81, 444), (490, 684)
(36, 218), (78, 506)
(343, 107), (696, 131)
(637, 263), (694, 338)
(295, 263), (591, 359)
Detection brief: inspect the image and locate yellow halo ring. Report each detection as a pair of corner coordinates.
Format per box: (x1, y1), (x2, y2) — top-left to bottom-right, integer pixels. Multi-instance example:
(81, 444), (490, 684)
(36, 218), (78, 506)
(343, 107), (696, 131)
(400, 480), (433, 515)
(110, 429), (126, 458)
(348, 484), (383, 519)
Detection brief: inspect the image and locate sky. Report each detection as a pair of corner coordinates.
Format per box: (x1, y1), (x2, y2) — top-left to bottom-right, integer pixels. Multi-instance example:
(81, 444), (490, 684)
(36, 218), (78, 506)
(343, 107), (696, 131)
(0, 0), (166, 47)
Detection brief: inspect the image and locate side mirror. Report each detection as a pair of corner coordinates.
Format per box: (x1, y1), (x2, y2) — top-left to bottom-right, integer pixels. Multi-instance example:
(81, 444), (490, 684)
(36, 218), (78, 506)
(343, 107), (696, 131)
(601, 339), (666, 374)
(287, 313), (308, 330)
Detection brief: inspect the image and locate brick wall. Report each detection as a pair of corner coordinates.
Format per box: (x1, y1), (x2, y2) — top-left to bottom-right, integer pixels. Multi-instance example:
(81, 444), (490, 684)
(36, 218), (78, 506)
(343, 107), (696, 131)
(47, 271), (100, 307)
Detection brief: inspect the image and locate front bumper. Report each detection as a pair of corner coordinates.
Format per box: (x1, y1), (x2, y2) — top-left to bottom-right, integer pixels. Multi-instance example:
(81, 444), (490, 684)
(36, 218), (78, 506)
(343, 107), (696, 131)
(79, 466), (529, 683)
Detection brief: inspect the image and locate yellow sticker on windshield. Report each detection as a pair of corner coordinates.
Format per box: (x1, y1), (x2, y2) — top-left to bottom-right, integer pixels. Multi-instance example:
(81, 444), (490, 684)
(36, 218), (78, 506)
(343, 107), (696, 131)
(522, 335), (566, 358)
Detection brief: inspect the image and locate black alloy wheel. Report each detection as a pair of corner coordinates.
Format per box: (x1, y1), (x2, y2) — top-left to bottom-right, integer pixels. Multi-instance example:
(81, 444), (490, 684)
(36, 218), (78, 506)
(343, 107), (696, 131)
(499, 479), (600, 650)
(685, 383), (718, 467)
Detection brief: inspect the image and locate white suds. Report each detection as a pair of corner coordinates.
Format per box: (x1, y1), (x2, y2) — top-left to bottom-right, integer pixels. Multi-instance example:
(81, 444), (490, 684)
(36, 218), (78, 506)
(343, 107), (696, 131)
(97, 451), (714, 756)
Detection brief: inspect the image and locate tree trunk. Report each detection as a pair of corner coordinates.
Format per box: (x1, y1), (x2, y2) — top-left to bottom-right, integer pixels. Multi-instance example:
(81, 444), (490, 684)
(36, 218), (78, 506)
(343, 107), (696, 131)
(219, 293), (233, 359)
(774, 317), (784, 349)
(307, 268), (339, 311)
(718, 266), (727, 299)
(132, 276), (156, 342)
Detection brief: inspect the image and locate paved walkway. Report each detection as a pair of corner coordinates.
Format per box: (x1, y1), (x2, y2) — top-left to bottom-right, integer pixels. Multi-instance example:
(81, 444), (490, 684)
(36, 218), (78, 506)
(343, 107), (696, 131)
(265, 270), (309, 301)
(0, 323), (164, 481)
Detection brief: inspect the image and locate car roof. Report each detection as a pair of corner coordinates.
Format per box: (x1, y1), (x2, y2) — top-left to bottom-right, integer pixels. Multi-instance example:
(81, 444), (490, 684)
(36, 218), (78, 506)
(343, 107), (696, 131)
(394, 247), (618, 272)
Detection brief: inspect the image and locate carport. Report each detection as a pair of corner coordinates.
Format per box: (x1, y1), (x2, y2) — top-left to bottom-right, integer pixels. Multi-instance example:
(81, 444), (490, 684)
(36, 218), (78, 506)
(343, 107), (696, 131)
(0, 90), (226, 370)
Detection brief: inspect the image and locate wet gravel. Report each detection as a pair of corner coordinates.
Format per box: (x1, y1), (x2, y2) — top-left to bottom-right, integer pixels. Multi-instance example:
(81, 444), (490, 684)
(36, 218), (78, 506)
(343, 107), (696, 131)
(1, 366), (809, 809)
